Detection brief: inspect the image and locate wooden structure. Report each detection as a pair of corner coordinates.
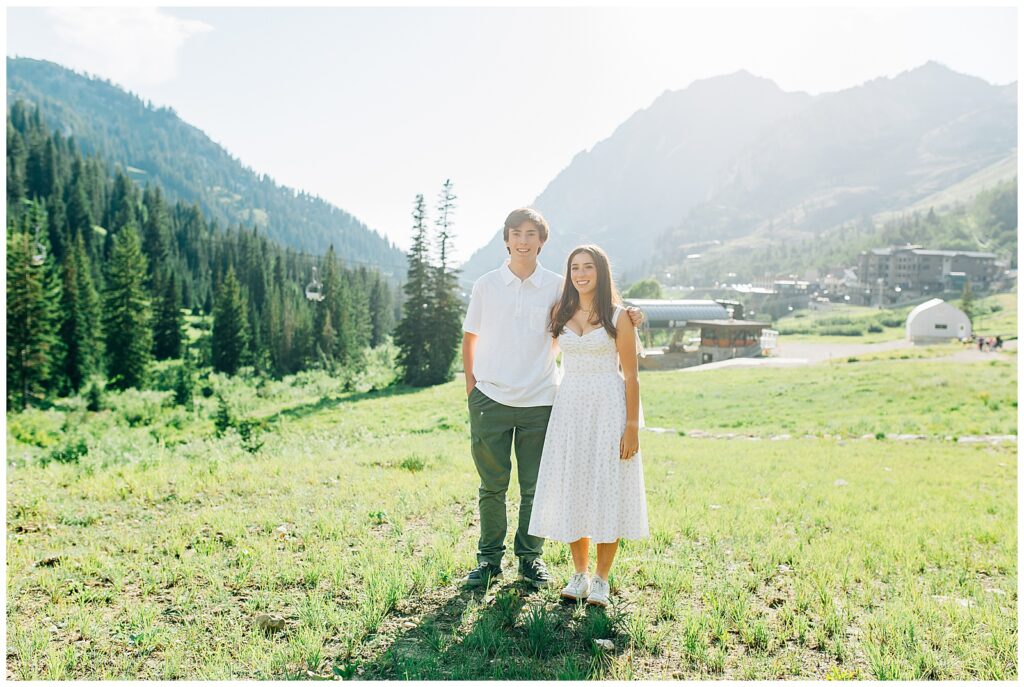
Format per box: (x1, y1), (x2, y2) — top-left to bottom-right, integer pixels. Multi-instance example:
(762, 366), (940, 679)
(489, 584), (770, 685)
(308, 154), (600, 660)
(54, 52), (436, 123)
(687, 319), (772, 364)
(623, 299), (770, 369)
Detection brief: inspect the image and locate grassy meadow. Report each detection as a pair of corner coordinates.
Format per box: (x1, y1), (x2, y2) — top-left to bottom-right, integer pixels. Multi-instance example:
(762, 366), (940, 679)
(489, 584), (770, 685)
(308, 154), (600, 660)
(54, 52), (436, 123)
(5, 345), (1018, 679)
(773, 293), (1014, 344)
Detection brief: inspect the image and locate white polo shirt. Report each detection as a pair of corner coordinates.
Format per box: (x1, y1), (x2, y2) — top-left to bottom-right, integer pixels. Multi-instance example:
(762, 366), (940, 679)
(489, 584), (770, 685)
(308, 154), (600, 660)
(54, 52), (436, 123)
(463, 260), (563, 407)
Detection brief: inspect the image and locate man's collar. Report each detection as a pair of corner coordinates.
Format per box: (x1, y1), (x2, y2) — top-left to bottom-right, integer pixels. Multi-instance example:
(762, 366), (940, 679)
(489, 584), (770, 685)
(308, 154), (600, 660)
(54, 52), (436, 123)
(501, 260), (546, 287)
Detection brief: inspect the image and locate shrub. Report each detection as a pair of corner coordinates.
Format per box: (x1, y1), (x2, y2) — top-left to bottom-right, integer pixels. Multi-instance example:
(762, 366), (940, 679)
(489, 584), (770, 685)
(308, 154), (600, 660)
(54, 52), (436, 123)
(85, 380), (105, 412)
(236, 418), (266, 454)
(45, 438), (89, 465)
(8, 408), (64, 448)
(173, 364), (194, 406)
(214, 395), (234, 436)
(399, 455), (426, 472)
(351, 341), (400, 393)
(819, 326), (865, 337)
(213, 394), (265, 453)
(148, 361), (182, 393)
(112, 389), (171, 427)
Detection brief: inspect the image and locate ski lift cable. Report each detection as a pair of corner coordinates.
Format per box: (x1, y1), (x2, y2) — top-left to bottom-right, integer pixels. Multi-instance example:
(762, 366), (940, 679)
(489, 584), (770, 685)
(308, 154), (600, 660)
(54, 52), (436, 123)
(187, 232), (410, 273)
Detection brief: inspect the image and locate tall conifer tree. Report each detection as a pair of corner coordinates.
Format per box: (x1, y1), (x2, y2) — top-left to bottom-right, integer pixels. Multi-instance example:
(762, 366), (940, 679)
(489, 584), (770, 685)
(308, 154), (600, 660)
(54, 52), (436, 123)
(313, 248), (343, 366)
(428, 179), (463, 384)
(153, 271), (185, 360)
(103, 225), (152, 389)
(368, 272), (395, 347)
(7, 218), (60, 409)
(395, 194), (434, 386)
(212, 266), (250, 374)
(58, 234), (101, 392)
(141, 185), (170, 285)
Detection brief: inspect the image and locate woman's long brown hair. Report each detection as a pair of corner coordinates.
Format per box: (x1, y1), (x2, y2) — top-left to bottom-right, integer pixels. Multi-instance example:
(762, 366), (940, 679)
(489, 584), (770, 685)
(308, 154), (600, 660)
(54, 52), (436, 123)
(550, 245), (622, 339)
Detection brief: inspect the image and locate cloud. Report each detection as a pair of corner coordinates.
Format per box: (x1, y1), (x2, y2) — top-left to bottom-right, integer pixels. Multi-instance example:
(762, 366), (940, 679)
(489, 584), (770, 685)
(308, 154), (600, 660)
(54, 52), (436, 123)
(46, 7), (211, 85)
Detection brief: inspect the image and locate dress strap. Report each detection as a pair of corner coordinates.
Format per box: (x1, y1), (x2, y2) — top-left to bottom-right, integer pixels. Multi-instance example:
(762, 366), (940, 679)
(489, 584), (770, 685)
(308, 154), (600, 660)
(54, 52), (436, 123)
(612, 304), (625, 327)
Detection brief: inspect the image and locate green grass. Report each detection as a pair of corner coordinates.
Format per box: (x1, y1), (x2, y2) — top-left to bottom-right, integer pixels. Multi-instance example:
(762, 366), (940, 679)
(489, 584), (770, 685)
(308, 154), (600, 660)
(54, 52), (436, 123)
(5, 356), (1018, 679)
(774, 303), (914, 343)
(773, 291), (1016, 344)
(973, 292), (1017, 338)
(643, 355), (1016, 438)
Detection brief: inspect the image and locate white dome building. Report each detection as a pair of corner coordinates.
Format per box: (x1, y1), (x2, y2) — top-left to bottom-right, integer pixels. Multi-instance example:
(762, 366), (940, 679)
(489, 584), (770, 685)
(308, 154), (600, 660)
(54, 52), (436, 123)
(905, 298), (971, 343)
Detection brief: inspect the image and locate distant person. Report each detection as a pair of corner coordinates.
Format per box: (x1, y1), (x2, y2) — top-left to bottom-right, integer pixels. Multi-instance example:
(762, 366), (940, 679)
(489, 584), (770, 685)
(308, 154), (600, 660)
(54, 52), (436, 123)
(461, 209), (643, 590)
(978, 336), (985, 352)
(995, 335), (1003, 350)
(529, 244), (649, 608)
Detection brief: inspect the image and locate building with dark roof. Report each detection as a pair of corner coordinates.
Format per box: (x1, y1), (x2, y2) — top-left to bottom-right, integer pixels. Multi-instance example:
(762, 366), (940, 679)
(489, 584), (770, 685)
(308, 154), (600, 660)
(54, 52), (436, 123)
(858, 245), (998, 292)
(623, 299), (772, 369)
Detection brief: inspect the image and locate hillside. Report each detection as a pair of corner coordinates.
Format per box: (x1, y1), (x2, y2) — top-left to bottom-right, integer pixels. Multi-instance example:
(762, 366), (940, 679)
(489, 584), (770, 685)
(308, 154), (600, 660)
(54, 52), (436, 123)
(6, 57), (407, 274)
(461, 63), (1016, 282)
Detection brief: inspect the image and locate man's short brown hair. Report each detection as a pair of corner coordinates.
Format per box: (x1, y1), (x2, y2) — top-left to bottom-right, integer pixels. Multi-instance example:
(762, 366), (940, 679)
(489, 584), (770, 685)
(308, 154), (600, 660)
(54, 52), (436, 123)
(503, 208), (550, 242)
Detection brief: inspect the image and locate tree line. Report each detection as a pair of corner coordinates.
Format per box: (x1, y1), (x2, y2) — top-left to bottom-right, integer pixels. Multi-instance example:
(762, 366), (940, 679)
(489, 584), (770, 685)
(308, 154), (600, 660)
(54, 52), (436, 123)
(6, 101), (399, 410)
(8, 57), (406, 265)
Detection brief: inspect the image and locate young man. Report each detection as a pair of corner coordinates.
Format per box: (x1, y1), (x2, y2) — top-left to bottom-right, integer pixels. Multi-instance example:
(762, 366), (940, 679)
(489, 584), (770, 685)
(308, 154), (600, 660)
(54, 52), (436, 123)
(461, 208), (641, 589)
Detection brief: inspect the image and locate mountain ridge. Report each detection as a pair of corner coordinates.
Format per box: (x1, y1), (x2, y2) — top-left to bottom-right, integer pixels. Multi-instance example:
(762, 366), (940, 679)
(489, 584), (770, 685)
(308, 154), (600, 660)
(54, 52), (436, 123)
(6, 57), (407, 274)
(460, 62), (1016, 282)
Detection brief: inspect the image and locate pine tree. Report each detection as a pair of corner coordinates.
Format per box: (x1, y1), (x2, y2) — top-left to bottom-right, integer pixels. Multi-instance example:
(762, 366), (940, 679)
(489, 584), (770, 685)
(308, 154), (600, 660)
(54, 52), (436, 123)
(103, 225), (153, 390)
(141, 185), (170, 285)
(108, 170), (139, 241)
(313, 249), (342, 366)
(428, 179), (463, 384)
(173, 345), (195, 407)
(339, 270), (371, 365)
(46, 183), (69, 265)
(368, 272), (395, 347)
(153, 271), (185, 360)
(58, 235), (102, 393)
(66, 172), (94, 246)
(212, 266), (250, 374)
(394, 194), (434, 386)
(7, 119), (27, 209)
(25, 133), (58, 200)
(6, 220), (60, 409)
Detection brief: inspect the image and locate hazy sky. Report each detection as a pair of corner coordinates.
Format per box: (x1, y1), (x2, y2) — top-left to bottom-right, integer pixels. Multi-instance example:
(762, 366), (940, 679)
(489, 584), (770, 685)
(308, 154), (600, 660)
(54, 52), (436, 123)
(6, 5), (1018, 263)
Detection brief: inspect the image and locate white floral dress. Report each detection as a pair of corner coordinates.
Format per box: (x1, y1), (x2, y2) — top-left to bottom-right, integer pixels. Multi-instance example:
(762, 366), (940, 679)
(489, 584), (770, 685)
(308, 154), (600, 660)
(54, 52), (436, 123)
(528, 306), (649, 544)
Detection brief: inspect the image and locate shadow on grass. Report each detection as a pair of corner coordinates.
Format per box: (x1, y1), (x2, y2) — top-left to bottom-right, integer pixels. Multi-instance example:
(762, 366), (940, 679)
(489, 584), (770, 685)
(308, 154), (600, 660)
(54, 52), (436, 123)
(351, 581), (625, 680)
(268, 384), (425, 424)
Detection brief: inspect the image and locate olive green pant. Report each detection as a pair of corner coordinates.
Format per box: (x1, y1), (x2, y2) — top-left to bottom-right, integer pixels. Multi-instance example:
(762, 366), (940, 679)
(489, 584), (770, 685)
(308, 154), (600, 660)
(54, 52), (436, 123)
(468, 387), (552, 569)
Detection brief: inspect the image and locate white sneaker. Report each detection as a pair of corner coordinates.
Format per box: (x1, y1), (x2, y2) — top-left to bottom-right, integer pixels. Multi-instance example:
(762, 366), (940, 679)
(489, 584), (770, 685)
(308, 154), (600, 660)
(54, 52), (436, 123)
(560, 572), (591, 601)
(587, 576), (611, 607)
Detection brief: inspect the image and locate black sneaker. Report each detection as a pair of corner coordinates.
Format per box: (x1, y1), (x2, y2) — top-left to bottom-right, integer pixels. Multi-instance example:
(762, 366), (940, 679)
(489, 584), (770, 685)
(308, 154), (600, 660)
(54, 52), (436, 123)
(465, 562), (502, 588)
(519, 557), (552, 589)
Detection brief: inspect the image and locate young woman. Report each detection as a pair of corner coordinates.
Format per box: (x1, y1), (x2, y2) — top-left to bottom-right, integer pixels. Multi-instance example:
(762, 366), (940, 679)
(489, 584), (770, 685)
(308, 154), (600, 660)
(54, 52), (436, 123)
(527, 244), (649, 607)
